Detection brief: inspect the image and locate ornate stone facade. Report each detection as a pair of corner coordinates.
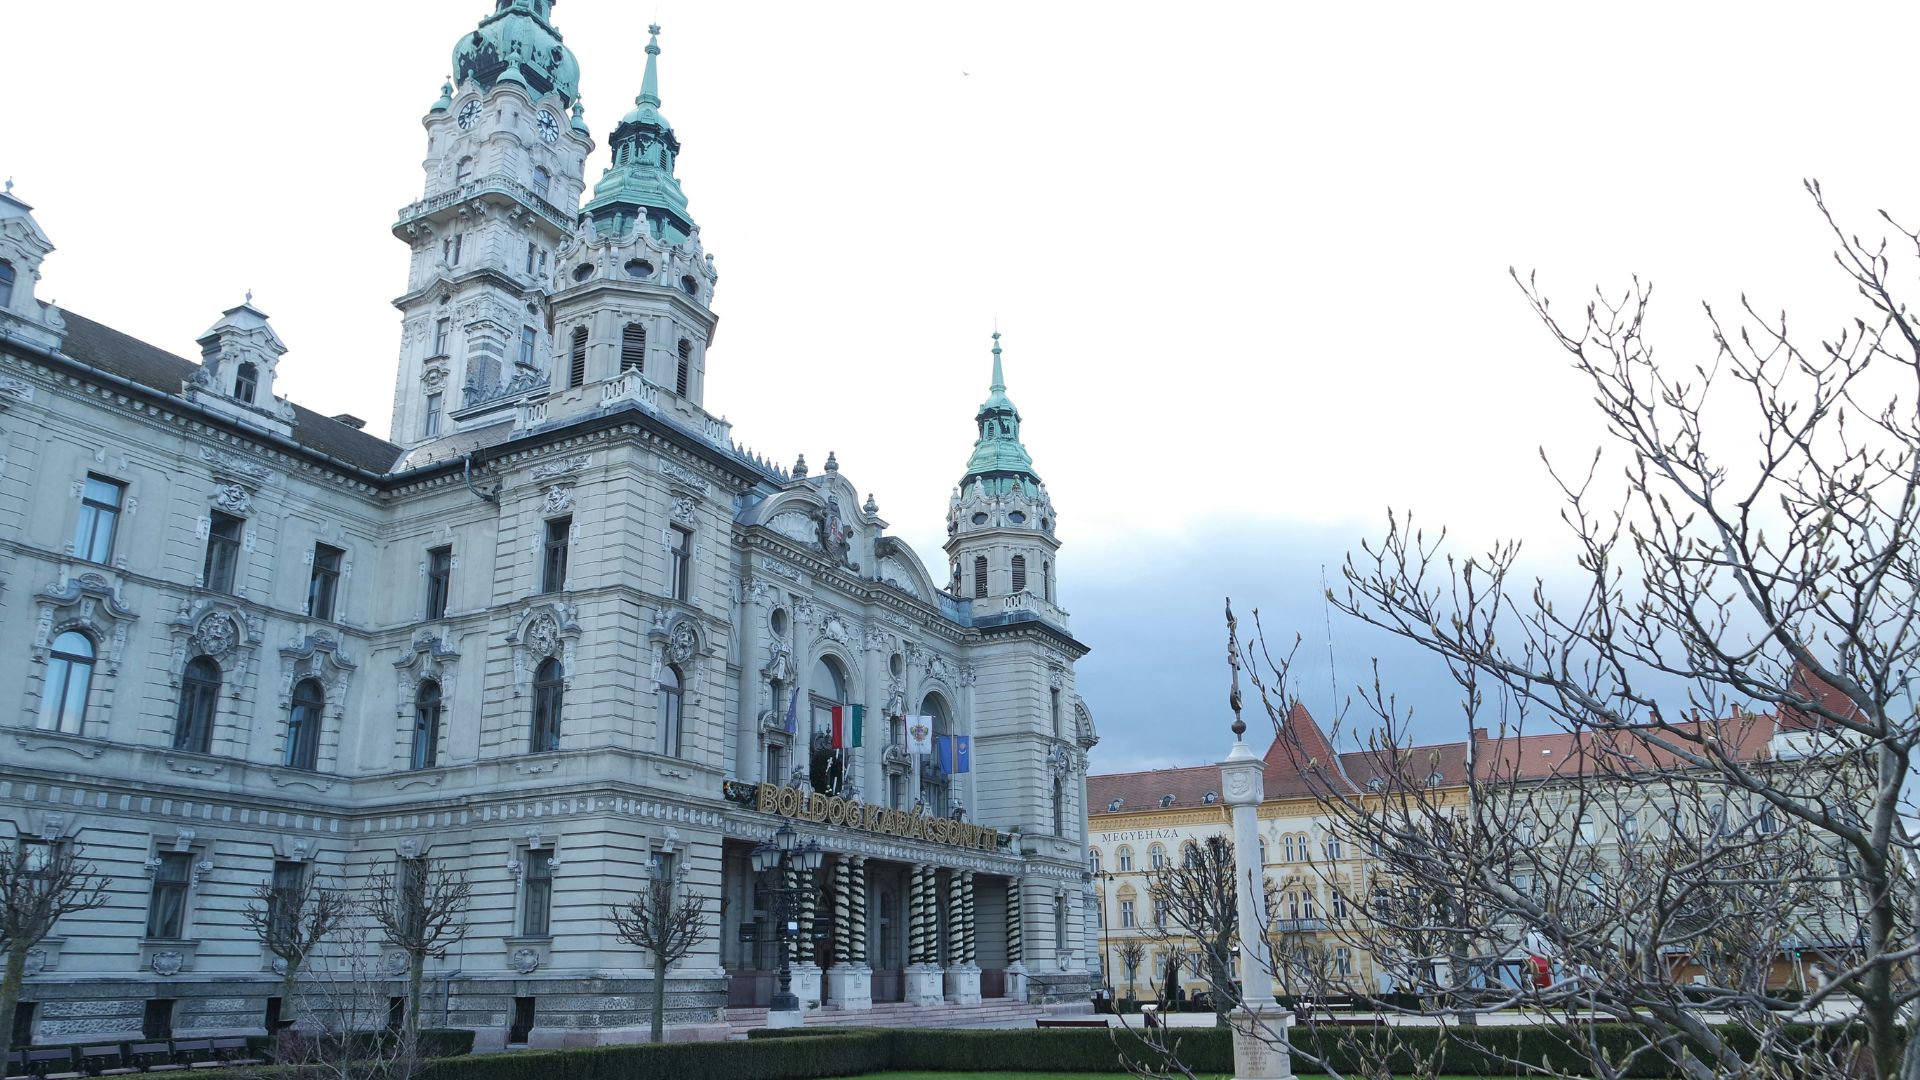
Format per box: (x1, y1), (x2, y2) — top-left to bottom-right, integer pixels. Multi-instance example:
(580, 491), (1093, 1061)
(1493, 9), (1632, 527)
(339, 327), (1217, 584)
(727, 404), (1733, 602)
(0, 0), (1095, 1049)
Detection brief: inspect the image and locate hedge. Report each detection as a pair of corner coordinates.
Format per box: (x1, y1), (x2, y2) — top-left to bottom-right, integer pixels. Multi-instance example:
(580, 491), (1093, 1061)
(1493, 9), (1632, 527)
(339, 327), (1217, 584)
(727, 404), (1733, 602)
(399, 1022), (1887, 1080)
(249, 1028), (477, 1062)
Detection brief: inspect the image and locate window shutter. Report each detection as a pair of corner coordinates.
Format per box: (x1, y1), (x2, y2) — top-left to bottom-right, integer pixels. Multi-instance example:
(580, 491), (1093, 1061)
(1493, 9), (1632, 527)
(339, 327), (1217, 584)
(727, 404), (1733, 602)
(675, 339), (692, 395)
(620, 323), (647, 372)
(569, 327), (588, 388)
(973, 556), (988, 598)
(1011, 555), (1026, 592)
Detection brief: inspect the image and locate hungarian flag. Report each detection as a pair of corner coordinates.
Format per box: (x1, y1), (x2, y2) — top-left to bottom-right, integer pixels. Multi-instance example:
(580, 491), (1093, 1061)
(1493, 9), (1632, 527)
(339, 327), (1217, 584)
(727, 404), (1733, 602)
(829, 704), (864, 749)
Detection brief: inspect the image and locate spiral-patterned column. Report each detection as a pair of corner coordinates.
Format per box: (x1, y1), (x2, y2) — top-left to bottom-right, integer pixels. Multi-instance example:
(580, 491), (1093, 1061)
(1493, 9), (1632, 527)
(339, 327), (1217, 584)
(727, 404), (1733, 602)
(908, 865), (928, 965)
(797, 864), (819, 964)
(961, 871), (977, 965)
(850, 857), (869, 965)
(1006, 876), (1023, 964)
(832, 856), (852, 966)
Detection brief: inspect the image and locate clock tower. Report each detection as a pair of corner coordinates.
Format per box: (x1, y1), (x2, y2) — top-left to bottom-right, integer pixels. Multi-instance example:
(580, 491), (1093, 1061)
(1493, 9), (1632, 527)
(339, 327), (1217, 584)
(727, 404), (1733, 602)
(389, 0), (595, 453)
(946, 333), (1064, 615)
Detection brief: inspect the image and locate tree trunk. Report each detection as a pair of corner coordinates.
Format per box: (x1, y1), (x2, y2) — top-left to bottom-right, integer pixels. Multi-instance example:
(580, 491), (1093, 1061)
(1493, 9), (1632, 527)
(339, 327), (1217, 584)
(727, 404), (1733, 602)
(650, 951), (668, 1044)
(407, 952), (425, 1041)
(279, 958), (299, 1018)
(1, 940), (28, 1060)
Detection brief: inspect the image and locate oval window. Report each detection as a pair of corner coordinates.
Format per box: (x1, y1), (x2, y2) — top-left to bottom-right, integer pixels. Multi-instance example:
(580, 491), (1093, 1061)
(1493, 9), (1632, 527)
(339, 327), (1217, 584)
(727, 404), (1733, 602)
(680, 275), (699, 296)
(889, 653), (904, 678)
(770, 608), (789, 637)
(1008, 511), (1027, 524)
(971, 512), (988, 525)
(624, 259), (655, 279)
(572, 263), (594, 282)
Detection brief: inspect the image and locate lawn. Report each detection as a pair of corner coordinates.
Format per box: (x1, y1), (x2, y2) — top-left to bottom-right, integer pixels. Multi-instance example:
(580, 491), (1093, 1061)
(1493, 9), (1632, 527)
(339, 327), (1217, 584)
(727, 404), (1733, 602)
(853, 1074), (1491, 1080)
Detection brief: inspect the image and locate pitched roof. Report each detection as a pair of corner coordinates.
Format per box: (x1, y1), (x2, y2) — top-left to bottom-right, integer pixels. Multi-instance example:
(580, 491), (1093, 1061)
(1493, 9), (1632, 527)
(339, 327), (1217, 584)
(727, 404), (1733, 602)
(1087, 764), (1224, 818)
(56, 310), (405, 473)
(1089, 701), (1356, 813)
(1472, 714), (1774, 782)
(1338, 738), (1473, 792)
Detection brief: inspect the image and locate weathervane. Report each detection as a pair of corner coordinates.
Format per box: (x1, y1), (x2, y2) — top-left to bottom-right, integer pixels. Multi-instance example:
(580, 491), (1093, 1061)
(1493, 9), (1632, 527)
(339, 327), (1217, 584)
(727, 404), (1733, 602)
(1226, 598), (1245, 739)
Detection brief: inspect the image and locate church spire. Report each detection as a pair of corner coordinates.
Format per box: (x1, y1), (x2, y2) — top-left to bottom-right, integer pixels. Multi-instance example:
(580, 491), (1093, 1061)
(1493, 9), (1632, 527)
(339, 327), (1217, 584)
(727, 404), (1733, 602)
(960, 331), (1039, 494)
(584, 22), (697, 244)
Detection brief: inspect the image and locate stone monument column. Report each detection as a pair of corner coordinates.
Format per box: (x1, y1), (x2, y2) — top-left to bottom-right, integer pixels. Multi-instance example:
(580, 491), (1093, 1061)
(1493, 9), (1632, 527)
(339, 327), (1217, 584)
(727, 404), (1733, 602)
(1221, 619), (1293, 1080)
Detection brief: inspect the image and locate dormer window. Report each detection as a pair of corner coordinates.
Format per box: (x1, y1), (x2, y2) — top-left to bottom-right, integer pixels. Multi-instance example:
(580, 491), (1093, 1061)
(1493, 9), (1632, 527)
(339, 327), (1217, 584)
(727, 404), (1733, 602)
(1368, 776), (1385, 792)
(233, 362), (258, 404)
(1427, 771), (1445, 787)
(1159, 794), (1175, 808)
(1202, 791), (1218, 805)
(1107, 798), (1123, 812)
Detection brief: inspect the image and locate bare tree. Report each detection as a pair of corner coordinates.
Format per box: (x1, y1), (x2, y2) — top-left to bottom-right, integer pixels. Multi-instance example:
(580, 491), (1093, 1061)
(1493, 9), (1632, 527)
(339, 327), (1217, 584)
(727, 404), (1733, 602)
(1117, 939), (1148, 1001)
(1, 839), (109, 1059)
(609, 864), (711, 1044)
(1147, 835), (1253, 1026)
(240, 865), (352, 1027)
(1229, 182), (1920, 1080)
(365, 857), (470, 1044)
(285, 917), (421, 1080)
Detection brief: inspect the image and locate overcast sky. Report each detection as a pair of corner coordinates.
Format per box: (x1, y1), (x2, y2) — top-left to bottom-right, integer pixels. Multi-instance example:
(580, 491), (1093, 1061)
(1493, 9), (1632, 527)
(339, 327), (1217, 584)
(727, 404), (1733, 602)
(7, 1), (1917, 773)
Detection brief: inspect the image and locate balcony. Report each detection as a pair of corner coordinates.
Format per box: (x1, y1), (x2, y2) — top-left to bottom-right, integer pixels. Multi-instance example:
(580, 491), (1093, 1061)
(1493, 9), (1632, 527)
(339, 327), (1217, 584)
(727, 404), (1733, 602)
(1270, 919), (1328, 933)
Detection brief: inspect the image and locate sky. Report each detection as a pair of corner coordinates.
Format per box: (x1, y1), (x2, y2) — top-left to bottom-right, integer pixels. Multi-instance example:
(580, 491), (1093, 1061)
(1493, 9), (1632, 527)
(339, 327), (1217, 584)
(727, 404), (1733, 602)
(6, 1), (1918, 773)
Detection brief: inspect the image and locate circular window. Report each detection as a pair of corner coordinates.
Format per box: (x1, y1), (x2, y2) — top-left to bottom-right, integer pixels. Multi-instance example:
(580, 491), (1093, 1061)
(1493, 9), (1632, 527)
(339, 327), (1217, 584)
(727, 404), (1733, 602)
(680, 275), (699, 296)
(889, 653), (904, 678)
(572, 263), (594, 282)
(770, 609), (789, 637)
(1007, 511), (1026, 524)
(971, 512), (988, 525)
(624, 259), (655, 279)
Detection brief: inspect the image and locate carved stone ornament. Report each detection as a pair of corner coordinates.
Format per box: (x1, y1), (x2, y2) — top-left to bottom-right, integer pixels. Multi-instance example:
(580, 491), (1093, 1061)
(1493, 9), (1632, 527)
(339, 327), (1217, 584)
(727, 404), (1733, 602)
(384, 952), (409, 976)
(670, 495), (698, 524)
(24, 950), (47, 976)
(768, 510), (818, 548)
(542, 484), (574, 515)
(200, 447), (270, 485)
(512, 948), (541, 974)
(818, 496), (856, 569)
(531, 455), (590, 482)
(1046, 744), (1073, 778)
(666, 622), (698, 664)
(658, 459), (711, 495)
(790, 598), (816, 624)
(864, 627), (891, 653)
(818, 612), (852, 647)
(151, 951), (185, 977)
(527, 613), (562, 658)
(195, 612), (241, 657)
(763, 636), (795, 682)
(212, 483), (252, 515)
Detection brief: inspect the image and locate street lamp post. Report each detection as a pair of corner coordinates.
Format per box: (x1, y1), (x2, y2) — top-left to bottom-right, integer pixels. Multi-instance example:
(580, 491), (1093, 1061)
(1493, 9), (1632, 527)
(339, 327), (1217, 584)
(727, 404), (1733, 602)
(750, 823), (825, 1025)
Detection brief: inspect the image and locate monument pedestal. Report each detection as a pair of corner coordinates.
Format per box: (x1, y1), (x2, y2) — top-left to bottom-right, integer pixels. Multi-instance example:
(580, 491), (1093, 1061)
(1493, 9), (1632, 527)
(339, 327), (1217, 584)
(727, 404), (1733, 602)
(826, 964), (872, 1011)
(943, 963), (981, 1005)
(764, 1007), (804, 1029)
(1229, 1005), (1294, 1080)
(1005, 961), (1029, 1003)
(789, 962), (823, 1013)
(905, 964), (946, 1007)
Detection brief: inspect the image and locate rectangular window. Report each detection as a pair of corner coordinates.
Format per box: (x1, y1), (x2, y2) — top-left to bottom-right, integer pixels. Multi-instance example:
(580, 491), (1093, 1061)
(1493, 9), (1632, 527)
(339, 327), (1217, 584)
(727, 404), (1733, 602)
(387, 997), (406, 1034)
(542, 517), (570, 592)
(675, 339), (692, 395)
(1120, 899), (1134, 929)
(451, 235), (463, 265)
(1332, 890), (1348, 920)
(425, 546), (452, 619)
(1053, 904), (1067, 949)
(74, 475), (125, 563)
(146, 851), (191, 939)
(12, 1001), (33, 1048)
(203, 512), (243, 593)
(520, 326), (537, 368)
(669, 525), (692, 601)
(308, 544), (343, 621)
(142, 1000), (174, 1041)
(568, 328), (588, 389)
(269, 860), (305, 943)
(766, 743), (786, 787)
(525, 242), (537, 275)
(888, 772), (905, 811)
(620, 323), (646, 372)
(423, 392), (443, 437)
(508, 997), (536, 1045)
(1334, 948), (1353, 977)
(522, 850), (553, 936)
(397, 857), (425, 940)
(432, 317), (450, 356)
(1050, 688), (1062, 739)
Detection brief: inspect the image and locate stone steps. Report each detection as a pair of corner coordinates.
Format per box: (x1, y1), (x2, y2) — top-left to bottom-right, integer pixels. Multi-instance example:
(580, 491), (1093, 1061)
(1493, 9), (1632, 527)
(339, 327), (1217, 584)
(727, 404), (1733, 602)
(725, 998), (1090, 1038)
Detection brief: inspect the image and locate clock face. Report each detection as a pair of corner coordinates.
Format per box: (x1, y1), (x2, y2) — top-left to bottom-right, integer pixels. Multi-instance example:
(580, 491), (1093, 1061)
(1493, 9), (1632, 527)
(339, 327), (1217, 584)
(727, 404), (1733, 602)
(457, 101), (482, 130)
(536, 109), (559, 144)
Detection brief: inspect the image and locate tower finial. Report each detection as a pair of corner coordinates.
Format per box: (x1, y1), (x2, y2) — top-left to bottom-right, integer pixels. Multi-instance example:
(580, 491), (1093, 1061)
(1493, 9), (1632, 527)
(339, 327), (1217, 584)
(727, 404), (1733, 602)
(638, 23), (663, 108)
(989, 330), (1005, 393)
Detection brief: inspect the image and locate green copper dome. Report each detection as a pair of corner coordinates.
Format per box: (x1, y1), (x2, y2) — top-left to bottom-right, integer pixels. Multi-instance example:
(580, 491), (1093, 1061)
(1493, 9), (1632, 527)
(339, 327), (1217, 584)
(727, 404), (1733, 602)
(584, 25), (696, 244)
(960, 333), (1041, 493)
(452, 0), (580, 108)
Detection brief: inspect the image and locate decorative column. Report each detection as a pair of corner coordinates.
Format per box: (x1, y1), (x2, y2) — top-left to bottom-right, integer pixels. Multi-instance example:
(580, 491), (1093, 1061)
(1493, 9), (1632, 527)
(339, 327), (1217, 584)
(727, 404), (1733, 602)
(1222, 614), (1293, 1080)
(944, 868), (981, 1004)
(788, 865), (823, 1013)
(826, 856), (872, 1010)
(1005, 875), (1029, 1003)
(850, 857), (869, 965)
(906, 864), (944, 1006)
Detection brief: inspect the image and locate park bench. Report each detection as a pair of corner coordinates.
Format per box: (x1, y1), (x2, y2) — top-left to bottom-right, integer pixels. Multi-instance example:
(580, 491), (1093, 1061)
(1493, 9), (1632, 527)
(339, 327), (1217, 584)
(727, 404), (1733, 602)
(1035, 1018), (1109, 1028)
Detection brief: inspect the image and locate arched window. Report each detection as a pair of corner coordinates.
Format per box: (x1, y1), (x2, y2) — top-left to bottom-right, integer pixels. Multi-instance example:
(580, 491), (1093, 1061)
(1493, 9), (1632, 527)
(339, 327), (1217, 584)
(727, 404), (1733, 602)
(1149, 843), (1167, 870)
(1116, 845), (1134, 872)
(233, 362), (258, 404)
(1011, 555), (1026, 593)
(1282, 835), (1295, 862)
(1182, 842), (1202, 868)
(173, 657), (221, 753)
(411, 680), (443, 770)
(0, 259), (14, 305)
(531, 165), (551, 200)
(808, 656), (848, 794)
(1042, 560), (1052, 602)
(455, 156), (473, 184)
(285, 678), (324, 771)
(973, 556), (988, 599)
(675, 339), (692, 396)
(921, 693), (952, 816)
(531, 657), (564, 752)
(568, 326), (588, 389)
(660, 664), (684, 757)
(1053, 776), (1065, 834)
(41, 630), (95, 733)
(1258, 838), (1268, 866)
(620, 322), (646, 372)
(1090, 848), (1102, 874)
